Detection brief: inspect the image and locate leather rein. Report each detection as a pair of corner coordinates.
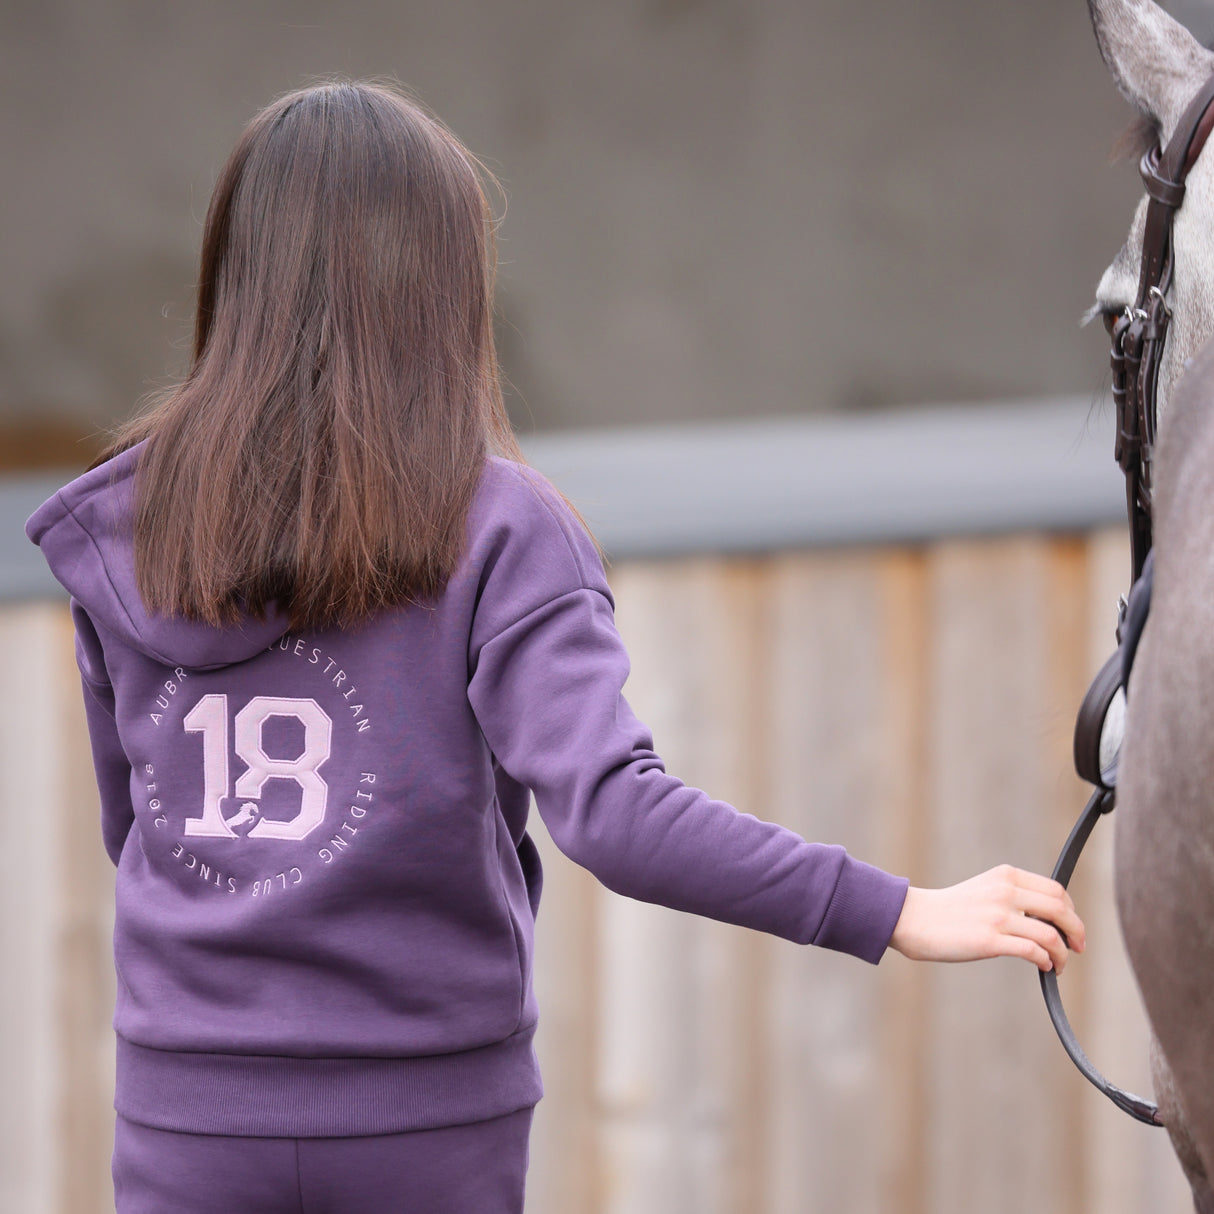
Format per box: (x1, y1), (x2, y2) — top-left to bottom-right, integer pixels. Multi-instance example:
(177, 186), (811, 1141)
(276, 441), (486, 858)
(1040, 71), (1214, 1127)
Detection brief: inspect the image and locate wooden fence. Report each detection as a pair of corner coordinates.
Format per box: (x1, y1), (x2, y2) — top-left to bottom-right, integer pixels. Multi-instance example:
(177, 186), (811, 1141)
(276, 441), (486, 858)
(0, 401), (1195, 1212)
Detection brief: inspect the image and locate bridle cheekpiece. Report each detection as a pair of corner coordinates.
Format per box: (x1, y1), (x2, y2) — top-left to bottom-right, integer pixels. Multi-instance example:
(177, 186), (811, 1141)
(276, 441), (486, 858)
(1111, 73), (1214, 581)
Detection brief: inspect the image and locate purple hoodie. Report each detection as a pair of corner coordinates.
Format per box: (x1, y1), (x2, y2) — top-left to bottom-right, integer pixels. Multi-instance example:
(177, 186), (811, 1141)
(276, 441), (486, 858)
(26, 444), (908, 1137)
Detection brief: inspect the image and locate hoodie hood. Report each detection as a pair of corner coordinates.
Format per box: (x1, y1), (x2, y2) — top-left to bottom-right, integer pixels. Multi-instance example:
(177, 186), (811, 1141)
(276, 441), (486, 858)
(26, 443), (287, 670)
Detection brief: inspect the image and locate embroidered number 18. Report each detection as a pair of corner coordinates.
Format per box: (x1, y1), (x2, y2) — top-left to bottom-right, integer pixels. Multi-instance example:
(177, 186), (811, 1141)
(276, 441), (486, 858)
(182, 694), (333, 840)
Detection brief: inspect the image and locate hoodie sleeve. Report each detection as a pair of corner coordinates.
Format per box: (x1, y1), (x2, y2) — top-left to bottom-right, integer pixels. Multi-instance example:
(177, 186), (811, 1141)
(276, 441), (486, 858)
(71, 601), (135, 866)
(466, 473), (909, 962)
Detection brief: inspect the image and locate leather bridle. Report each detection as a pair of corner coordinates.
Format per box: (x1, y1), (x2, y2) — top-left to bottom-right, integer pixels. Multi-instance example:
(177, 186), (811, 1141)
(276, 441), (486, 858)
(1111, 73), (1214, 582)
(1040, 71), (1214, 1127)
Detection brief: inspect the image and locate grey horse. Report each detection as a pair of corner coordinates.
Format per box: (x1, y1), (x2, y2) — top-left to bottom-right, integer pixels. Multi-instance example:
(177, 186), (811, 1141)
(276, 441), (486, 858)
(1090, 0), (1214, 1209)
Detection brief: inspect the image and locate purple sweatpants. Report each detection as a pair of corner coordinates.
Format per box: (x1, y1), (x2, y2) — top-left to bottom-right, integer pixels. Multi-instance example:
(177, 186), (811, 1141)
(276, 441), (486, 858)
(112, 1108), (533, 1213)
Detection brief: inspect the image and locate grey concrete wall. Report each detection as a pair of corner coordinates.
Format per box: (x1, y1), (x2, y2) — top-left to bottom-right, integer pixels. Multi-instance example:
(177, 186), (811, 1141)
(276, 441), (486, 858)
(0, 0), (1174, 440)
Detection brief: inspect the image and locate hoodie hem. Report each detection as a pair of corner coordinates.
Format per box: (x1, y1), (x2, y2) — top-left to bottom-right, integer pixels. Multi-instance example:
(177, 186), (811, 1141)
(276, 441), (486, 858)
(115, 1029), (543, 1137)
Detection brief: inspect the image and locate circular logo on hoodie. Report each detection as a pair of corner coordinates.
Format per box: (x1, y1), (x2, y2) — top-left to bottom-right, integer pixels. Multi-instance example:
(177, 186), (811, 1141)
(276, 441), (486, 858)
(139, 634), (376, 901)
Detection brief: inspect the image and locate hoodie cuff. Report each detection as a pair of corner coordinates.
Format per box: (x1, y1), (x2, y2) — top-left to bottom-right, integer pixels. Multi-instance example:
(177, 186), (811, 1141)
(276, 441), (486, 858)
(812, 858), (910, 964)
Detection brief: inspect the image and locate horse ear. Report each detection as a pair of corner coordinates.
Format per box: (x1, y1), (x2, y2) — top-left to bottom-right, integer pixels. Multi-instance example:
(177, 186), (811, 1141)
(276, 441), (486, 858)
(1088, 0), (1214, 136)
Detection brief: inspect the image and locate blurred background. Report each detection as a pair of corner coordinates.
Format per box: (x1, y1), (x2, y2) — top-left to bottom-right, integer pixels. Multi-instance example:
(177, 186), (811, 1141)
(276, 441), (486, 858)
(2, 0), (1209, 1210)
(3, 0), (1198, 452)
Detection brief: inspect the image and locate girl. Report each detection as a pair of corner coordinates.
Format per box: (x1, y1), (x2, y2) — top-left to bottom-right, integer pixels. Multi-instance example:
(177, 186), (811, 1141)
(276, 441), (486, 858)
(27, 81), (1083, 1213)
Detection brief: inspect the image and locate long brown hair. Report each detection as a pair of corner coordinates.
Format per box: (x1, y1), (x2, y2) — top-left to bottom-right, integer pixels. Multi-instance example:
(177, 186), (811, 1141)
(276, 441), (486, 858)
(101, 81), (524, 630)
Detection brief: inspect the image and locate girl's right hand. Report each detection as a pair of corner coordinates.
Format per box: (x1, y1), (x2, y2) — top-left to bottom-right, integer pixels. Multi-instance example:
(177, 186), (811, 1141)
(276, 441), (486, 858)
(888, 865), (1086, 973)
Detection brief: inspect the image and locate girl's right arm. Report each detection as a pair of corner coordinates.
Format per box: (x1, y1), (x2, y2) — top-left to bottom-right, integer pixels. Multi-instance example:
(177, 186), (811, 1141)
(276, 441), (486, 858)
(466, 468), (909, 963)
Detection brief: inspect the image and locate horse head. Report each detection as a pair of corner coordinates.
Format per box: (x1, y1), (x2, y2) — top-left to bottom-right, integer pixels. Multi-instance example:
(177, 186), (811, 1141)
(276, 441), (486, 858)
(1090, 0), (1214, 419)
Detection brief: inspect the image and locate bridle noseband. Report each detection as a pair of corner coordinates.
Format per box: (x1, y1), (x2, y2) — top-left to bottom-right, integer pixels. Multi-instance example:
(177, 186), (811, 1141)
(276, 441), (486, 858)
(1042, 70), (1214, 1128)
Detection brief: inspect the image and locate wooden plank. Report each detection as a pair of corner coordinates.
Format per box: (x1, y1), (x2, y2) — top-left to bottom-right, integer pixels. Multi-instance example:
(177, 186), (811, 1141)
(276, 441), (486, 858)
(51, 608), (116, 1214)
(761, 548), (924, 1214)
(922, 537), (1082, 1214)
(529, 823), (602, 1214)
(0, 604), (63, 1214)
(0, 604), (116, 1214)
(592, 558), (771, 1214)
(873, 549), (931, 1214)
(1043, 536), (1091, 1214)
